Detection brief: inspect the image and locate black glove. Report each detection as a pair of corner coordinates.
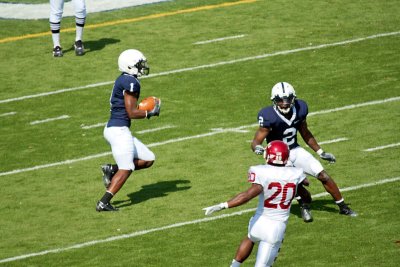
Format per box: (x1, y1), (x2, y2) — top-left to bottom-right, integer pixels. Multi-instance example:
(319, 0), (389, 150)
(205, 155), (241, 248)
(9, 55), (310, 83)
(147, 98), (161, 119)
(319, 151), (336, 163)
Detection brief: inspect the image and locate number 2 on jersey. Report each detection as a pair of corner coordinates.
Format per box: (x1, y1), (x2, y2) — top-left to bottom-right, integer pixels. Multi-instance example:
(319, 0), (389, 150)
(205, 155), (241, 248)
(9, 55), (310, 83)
(264, 182), (296, 209)
(283, 127), (296, 147)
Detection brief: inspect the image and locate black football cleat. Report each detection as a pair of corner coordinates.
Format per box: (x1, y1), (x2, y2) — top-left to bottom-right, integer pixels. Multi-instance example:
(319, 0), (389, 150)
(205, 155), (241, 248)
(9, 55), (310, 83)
(101, 164), (116, 188)
(96, 201), (118, 212)
(53, 46), (63, 57)
(74, 40), (85, 56)
(339, 203), (357, 217)
(300, 204), (313, 223)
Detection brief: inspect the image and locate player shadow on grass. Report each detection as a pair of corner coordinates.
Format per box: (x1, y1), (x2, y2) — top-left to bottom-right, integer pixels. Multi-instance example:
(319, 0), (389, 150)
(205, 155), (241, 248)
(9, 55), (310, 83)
(112, 179), (191, 208)
(63, 38), (120, 55)
(291, 199), (341, 219)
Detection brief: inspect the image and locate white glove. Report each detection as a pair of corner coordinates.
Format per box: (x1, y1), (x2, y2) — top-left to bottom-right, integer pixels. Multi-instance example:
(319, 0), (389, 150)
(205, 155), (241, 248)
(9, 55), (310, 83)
(254, 145), (265, 155)
(203, 202), (228, 215)
(317, 149), (336, 163)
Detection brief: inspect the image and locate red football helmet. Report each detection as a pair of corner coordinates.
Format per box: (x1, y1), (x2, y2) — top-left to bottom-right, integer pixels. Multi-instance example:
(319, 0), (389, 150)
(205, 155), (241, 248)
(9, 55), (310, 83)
(264, 140), (290, 166)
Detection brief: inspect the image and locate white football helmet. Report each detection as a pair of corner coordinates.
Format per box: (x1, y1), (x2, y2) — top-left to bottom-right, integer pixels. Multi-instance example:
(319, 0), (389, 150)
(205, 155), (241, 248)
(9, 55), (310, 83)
(118, 49), (149, 77)
(270, 82), (296, 114)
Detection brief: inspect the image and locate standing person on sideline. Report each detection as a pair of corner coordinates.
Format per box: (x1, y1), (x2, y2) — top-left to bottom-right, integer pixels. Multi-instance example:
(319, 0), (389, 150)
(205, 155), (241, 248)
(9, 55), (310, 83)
(251, 82), (357, 222)
(96, 49), (161, 212)
(49, 0), (86, 57)
(203, 141), (308, 267)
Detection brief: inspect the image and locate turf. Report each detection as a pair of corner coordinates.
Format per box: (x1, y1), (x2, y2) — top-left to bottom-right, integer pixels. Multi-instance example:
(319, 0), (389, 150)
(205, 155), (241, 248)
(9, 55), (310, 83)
(0, 0), (399, 266)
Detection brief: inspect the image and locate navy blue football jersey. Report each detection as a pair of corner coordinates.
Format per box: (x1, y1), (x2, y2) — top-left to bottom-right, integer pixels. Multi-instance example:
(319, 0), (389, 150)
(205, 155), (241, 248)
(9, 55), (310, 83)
(257, 99), (308, 149)
(107, 73), (141, 127)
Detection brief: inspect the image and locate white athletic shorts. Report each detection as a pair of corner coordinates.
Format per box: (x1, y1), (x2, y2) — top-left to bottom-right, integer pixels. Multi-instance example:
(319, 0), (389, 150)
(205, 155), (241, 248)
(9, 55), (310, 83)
(287, 146), (324, 178)
(248, 215), (287, 267)
(103, 126), (155, 170)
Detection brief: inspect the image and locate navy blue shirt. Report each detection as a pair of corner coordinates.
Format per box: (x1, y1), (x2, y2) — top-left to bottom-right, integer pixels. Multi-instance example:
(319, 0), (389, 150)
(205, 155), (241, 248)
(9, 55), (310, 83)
(107, 73), (141, 127)
(257, 99), (308, 149)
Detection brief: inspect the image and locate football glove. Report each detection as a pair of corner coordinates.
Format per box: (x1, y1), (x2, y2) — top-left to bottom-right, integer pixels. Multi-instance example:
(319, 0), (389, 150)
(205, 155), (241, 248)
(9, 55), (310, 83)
(254, 145), (265, 155)
(203, 202), (228, 216)
(146, 98), (161, 119)
(318, 149), (336, 163)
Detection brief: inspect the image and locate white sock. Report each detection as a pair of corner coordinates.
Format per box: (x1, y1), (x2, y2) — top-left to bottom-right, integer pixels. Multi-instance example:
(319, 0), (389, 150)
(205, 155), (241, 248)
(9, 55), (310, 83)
(75, 17), (85, 41)
(52, 33), (60, 48)
(75, 26), (84, 42)
(335, 198), (344, 204)
(230, 259), (241, 267)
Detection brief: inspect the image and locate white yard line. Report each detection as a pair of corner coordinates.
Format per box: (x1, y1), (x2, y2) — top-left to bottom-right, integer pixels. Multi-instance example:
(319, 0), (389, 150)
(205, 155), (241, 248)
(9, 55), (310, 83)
(307, 97), (400, 116)
(363, 142), (400, 152)
(0, 81), (114, 104)
(136, 125), (176, 134)
(194, 34), (246, 45)
(0, 111), (16, 117)
(1, 31), (399, 105)
(0, 97), (399, 177)
(81, 124), (175, 133)
(319, 138), (348, 145)
(1, 176), (398, 264)
(81, 122), (106, 129)
(0, 152), (112, 177)
(29, 115), (70, 125)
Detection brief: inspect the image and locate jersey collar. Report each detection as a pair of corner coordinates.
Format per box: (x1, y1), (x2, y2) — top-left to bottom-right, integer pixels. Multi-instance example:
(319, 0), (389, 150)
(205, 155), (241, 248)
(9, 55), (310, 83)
(273, 106), (297, 126)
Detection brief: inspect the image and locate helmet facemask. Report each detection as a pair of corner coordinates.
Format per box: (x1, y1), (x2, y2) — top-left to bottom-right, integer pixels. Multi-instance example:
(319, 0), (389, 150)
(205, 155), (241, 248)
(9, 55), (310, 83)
(131, 59), (149, 77)
(272, 93), (295, 114)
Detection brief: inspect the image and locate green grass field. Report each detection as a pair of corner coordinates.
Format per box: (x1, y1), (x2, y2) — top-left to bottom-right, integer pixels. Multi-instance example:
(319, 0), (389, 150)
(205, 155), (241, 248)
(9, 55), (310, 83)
(1, 0), (399, 266)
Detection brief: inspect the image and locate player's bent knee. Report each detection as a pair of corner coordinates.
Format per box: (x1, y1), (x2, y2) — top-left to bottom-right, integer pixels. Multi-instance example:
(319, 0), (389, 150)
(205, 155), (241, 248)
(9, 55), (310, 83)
(134, 159), (154, 169)
(317, 171), (331, 183)
(145, 160), (154, 168)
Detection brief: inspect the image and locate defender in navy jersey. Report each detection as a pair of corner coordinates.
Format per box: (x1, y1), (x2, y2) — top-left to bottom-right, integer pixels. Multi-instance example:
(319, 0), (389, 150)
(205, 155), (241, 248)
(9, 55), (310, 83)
(251, 82), (357, 221)
(96, 49), (161, 212)
(257, 99), (308, 150)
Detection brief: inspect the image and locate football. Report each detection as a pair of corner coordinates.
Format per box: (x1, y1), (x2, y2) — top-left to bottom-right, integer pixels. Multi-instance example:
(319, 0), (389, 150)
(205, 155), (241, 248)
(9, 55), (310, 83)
(138, 96), (158, 111)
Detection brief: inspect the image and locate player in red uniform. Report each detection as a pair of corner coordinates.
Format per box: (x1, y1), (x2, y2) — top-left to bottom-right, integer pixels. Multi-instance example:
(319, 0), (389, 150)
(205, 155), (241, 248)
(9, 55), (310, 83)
(204, 141), (307, 267)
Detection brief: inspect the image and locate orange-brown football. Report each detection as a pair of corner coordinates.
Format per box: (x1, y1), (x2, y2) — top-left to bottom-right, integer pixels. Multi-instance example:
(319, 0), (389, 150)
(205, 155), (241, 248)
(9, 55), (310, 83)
(138, 96), (158, 111)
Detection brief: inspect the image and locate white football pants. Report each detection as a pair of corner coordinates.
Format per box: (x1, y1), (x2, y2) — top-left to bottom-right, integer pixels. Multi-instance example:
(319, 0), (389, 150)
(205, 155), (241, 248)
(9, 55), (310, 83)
(49, 0), (86, 23)
(103, 126), (155, 171)
(287, 146), (324, 177)
(248, 215), (287, 267)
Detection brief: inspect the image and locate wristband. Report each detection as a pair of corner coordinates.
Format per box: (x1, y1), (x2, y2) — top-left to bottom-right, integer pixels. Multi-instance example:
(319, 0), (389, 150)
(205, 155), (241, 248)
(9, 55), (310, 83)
(221, 202), (229, 209)
(317, 149), (324, 156)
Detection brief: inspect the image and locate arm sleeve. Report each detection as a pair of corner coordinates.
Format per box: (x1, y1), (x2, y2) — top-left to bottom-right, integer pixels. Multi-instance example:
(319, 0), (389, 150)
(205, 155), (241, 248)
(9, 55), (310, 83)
(258, 109), (272, 128)
(247, 166), (264, 187)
